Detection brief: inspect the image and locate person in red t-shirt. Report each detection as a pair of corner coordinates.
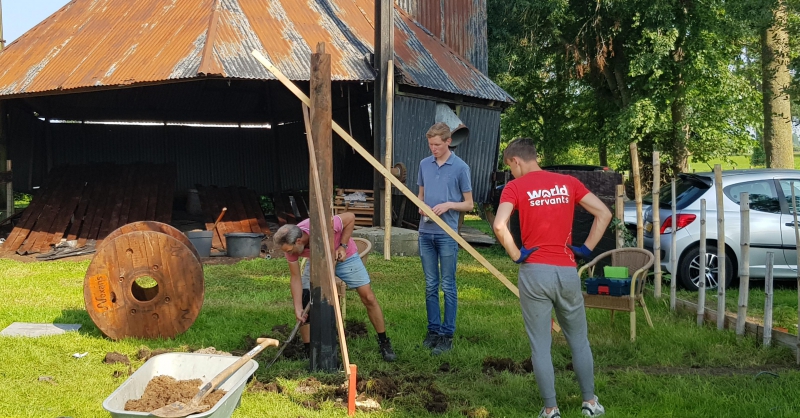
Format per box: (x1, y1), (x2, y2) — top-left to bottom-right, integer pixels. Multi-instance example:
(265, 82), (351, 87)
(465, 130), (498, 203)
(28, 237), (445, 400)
(273, 212), (396, 362)
(493, 138), (611, 418)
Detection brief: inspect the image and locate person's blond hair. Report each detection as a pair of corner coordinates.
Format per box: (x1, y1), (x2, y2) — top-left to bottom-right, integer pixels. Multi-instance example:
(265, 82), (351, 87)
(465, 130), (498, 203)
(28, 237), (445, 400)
(426, 122), (451, 140)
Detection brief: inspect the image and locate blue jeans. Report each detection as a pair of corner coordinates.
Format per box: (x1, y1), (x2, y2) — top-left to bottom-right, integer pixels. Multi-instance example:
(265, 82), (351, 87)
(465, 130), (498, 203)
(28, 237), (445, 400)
(419, 233), (459, 336)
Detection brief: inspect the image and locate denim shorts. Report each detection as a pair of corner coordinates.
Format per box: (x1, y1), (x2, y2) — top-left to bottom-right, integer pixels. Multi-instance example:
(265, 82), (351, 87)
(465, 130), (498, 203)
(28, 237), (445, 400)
(302, 254), (370, 290)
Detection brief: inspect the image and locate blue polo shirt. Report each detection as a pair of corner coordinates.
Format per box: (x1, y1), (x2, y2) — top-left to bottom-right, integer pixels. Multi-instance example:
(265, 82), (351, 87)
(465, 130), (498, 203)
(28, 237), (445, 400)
(417, 151), (472, 235)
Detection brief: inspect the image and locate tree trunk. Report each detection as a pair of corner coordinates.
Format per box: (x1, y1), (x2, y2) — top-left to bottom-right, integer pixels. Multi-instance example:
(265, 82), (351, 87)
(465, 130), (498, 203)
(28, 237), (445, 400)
(761, 0), (793, 169)
(670, 75), (690, 176)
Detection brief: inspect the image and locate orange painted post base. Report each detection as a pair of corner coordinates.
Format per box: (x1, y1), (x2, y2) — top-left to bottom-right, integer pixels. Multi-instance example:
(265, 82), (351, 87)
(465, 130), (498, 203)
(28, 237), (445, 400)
(348, 364), (357, 416)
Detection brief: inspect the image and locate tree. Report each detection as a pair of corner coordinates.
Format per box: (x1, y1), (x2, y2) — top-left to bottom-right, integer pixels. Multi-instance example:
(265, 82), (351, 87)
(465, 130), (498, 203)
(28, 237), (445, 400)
(762, 0), (794, 168)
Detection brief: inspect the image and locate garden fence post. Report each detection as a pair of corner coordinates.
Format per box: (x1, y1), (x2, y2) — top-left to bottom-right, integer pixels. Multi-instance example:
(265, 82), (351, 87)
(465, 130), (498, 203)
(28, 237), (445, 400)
(697, 199), (707, 326)
(630, 142), (643, 248)
(616, 184), (624, 249)
(670, 180), (677, 311)
(736, 192), (750, 336)
(714, 165), (726, 330)
(764, 252), (774, 348)
(790, 183), (800, 364)
(653, 151), (661, 298)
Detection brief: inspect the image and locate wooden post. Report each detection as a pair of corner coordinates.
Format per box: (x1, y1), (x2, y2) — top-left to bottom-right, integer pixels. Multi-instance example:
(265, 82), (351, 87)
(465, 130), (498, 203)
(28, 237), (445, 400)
(0, 0), (5, 51)
(764, 252), (774, 347)
(5, 161), (11, 218)
(373, 0), (394, 227)
(384, 61), (394, 260)
(670, 180), (677, 311)
(697, 199), (707, 326)
(653, 151), (662, 297)
(714, 164), (726, 330)
(736, 192), (750, 336)
(790, 183), (800, 364)
(615, 184), (624, 249)
(630, 143), (643, 247)
(308, 43), (342, 373)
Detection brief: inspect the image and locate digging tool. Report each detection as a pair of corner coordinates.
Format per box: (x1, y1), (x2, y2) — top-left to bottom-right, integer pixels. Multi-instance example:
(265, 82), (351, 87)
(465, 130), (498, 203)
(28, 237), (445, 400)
(259, 302), (312, 369)
(251, 50), (561, 333)
(213, 207), (227, 249)
(150, 337), (279, 418)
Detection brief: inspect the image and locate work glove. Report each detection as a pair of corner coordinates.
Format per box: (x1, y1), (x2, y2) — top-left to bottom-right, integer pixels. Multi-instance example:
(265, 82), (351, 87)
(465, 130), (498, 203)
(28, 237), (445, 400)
(515, 246), (539, 264)
(569, 244), (593, 260)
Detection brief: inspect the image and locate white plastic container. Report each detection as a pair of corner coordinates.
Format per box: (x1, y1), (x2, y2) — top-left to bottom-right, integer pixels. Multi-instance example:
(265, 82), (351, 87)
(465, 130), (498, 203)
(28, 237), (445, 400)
(103, 353), (258, 418)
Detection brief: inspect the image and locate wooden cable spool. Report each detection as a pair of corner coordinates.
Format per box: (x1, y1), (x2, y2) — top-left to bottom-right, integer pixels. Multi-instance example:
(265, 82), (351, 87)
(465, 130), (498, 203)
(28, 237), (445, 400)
(84, 230), (204, 340)
(100, 221), (201, 260)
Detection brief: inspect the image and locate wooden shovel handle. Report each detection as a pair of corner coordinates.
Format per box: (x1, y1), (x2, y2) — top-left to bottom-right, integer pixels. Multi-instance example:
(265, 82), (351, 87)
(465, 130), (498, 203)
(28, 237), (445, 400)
(192, 337), (279, 404)
(212, 207), (227, 229)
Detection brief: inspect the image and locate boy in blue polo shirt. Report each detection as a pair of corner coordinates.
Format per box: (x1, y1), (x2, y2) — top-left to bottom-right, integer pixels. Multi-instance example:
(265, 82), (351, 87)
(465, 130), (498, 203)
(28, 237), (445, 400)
(417, 122), (473, 355)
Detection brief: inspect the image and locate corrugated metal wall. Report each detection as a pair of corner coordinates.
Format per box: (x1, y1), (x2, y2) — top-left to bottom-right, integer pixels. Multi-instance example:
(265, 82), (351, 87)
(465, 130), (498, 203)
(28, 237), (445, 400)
(392, 94), (500, 204)
(8, 113), (374, 197)
(395, 0), (488, 75)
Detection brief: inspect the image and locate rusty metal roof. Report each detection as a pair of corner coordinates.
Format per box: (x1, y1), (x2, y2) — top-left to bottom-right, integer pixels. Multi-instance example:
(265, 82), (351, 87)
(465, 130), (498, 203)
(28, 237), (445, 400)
(0, 0), (512, 102)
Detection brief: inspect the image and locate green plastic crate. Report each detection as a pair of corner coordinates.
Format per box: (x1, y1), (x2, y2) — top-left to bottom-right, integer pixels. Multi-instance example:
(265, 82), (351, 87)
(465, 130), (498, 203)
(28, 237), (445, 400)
(603, 266), (629, 279)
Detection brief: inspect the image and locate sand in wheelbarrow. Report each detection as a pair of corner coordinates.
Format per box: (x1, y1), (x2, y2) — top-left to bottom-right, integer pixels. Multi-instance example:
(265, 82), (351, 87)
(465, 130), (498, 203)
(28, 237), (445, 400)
(124, 375), (226, 413)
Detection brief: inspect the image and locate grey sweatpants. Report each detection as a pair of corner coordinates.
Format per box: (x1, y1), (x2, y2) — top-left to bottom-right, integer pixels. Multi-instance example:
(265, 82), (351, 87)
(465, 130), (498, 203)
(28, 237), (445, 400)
(519, 263), (595, 408)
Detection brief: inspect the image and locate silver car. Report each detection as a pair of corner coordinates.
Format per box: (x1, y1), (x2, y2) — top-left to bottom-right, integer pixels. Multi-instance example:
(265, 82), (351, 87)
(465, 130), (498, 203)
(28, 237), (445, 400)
(639, 169), (800, 290)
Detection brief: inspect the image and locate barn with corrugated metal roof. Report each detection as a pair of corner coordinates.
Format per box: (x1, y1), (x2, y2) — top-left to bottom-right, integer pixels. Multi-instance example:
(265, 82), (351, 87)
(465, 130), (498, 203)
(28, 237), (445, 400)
(0, 0), (511, 250)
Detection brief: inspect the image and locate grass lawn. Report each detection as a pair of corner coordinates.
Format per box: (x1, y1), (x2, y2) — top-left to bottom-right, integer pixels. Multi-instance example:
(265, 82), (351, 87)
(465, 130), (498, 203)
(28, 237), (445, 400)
(687, 154), (800, 172)
(1, 217), (799, 417)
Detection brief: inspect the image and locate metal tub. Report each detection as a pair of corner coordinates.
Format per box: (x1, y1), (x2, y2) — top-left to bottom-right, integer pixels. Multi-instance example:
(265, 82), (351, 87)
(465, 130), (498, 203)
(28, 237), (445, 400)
(103, 353), (258, 418)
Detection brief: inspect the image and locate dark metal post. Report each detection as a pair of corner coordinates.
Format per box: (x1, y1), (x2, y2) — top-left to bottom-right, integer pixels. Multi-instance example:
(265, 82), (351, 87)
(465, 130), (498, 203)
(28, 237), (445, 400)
(373, 0), (393, 226)
(309, 43), (338, 372)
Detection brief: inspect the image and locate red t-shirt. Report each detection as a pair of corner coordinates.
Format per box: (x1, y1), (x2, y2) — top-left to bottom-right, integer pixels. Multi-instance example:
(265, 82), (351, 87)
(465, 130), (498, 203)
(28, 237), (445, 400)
(499, 170), (590, 267)
(284, 216), (358, 262)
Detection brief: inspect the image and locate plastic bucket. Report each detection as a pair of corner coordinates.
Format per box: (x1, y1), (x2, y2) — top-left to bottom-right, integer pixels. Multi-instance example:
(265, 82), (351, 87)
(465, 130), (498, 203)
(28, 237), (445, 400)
(186, 231), (213, 257)
(225, 232), (265, 258)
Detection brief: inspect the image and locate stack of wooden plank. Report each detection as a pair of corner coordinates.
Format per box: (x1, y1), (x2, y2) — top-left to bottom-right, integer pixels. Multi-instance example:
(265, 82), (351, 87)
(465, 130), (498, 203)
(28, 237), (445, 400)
(196, 186), (271, 250)
(333, 188), (374, 226)
(1, 163), (176, 256)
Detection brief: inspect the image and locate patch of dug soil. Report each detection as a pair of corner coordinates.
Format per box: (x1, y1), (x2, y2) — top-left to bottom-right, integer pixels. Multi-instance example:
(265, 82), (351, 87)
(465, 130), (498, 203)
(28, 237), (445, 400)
(124, 375), (226, 413)
(295, 377), (322, 395)
(249, 380), (281, 393)
(362, 376), (398, 399)
(482, 357), (520, 374)
(104, 352), (130, 365)
(424, 385), (449, 413)
(136, 348), (173, 361)
(344, 319), (368, 338)
(520, 358), (533, 373)
(193, 347), (231, 356)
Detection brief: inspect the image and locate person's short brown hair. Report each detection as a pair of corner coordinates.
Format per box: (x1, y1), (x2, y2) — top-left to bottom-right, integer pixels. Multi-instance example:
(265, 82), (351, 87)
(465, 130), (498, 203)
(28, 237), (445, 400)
(503, 137), (538, 162)
(426, 122), (451, 140)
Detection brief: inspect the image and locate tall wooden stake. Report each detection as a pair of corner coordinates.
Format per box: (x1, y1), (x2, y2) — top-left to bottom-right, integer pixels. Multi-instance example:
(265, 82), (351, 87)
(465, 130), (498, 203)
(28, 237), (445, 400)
(670, 180), (677, 311)
(307, 43), (347, 373)
(0, 0), (5, 51)
(630, 142), (643, 248)
(653, 151), (662, 297)
(697, 199), (707, 326)
(790, 183), (800, 364)
(714, 164), (726, 330)
(764, 252), (774, 347)
(615, 184), (624, 249)
(384, 61), (394, 260)
(373, 0), (394, 226)
(736, 192), (750, 336)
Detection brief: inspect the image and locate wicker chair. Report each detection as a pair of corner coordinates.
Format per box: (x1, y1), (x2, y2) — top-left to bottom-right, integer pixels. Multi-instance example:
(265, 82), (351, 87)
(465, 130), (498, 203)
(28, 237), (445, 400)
(578, 247), (655, 342)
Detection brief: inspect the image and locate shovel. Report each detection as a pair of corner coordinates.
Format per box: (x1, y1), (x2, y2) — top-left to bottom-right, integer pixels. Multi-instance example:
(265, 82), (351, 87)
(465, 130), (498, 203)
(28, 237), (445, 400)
(150, 337), (279, 418)
(261, 302), (312, 369)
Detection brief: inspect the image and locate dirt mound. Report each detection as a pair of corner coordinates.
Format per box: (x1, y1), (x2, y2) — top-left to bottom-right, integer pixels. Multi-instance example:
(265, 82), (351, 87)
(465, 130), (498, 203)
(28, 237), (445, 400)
(424, 385), (449, 413)
(124, 375), (226, 413)
(136, 348), (172, 361)
(104, 352), (130, 365)
(363, 376), (398, 399)
(345, 319), (368, 338)
(482, 357), (520, 373)
(249, 381), (280, 393)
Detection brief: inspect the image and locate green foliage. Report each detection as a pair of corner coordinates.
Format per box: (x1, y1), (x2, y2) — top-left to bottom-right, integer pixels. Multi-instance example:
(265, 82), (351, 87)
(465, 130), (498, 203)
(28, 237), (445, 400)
(752, 140), (767, 166)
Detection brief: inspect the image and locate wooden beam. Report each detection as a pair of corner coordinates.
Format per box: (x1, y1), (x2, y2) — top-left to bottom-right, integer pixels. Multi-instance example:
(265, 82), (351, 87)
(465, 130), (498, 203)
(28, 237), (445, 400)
(306, 43), (350, 374)
(373, 0), (394, 227)
(630, 142), (643, 248)
(384, 60), (394, 260)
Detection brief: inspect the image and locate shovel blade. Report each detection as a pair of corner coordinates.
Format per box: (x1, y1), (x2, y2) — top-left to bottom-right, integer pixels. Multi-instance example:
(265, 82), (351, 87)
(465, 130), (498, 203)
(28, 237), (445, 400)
(150, 401), (209, 418)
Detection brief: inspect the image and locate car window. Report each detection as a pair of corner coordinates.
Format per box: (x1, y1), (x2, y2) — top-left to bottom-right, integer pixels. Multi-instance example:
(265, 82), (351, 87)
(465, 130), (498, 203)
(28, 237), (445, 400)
(778, 179), (800, 213)
(647, 174), (709, 209)
(725, 180), (781, 213)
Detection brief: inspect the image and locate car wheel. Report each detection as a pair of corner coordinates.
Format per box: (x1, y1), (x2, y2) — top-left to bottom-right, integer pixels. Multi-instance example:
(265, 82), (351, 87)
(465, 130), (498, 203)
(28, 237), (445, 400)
(678, 244), (734, 291)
